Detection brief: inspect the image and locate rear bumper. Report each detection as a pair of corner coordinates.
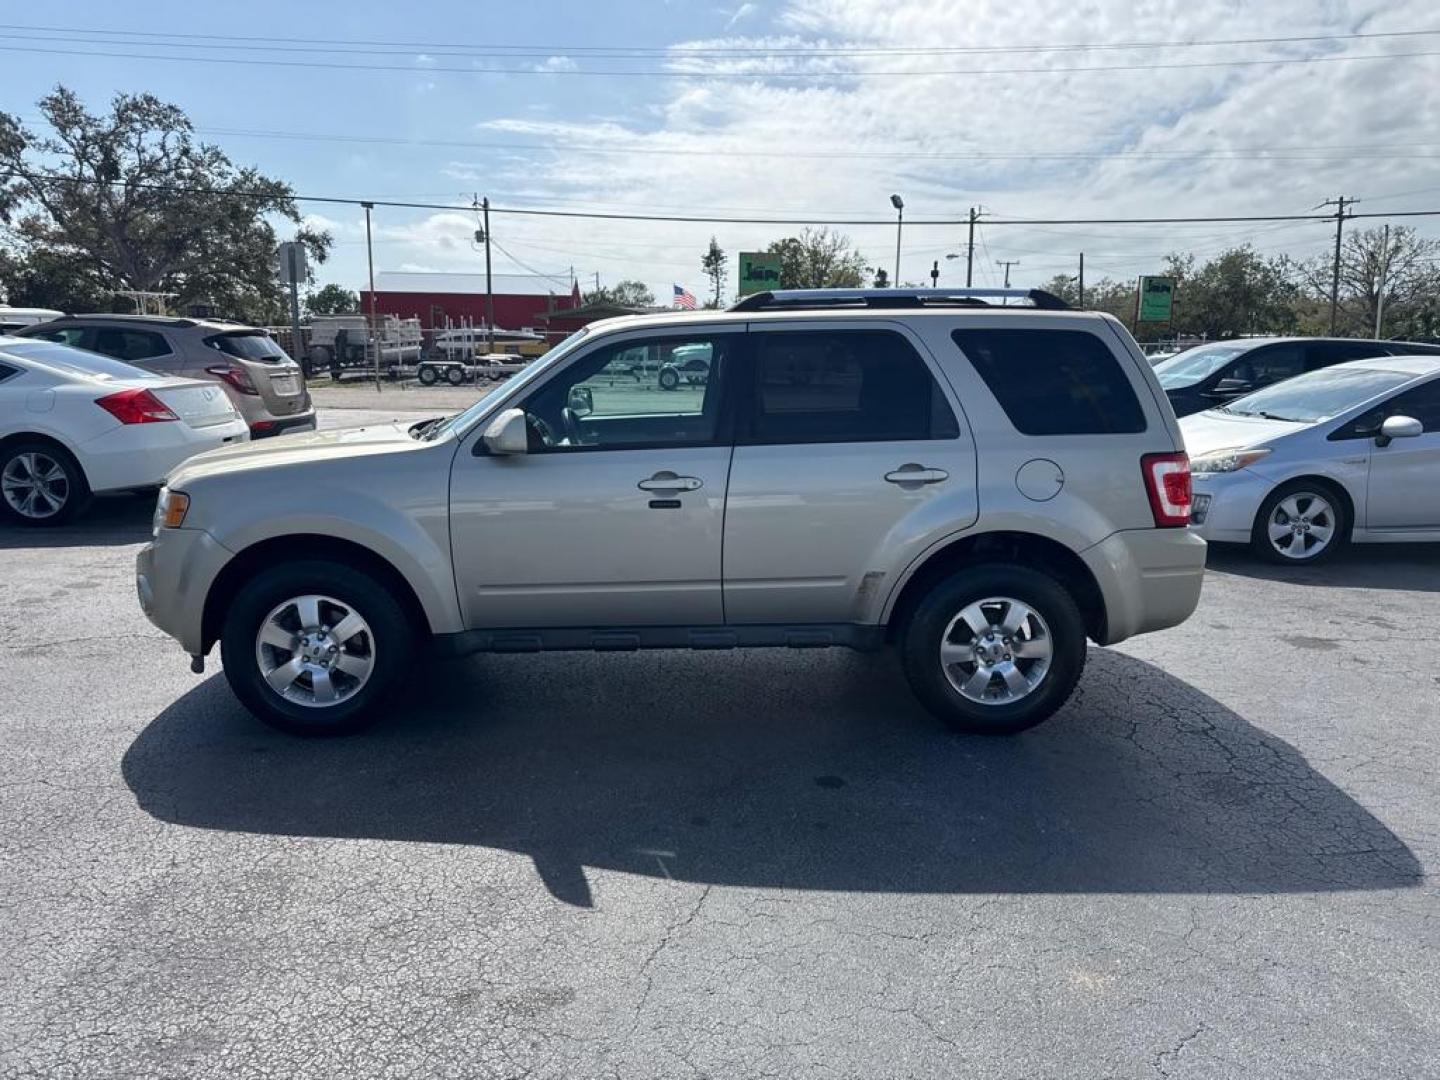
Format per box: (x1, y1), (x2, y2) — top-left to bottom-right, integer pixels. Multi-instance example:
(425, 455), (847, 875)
(136, 527), (234, 655)
(1081, 527), (1207, 645)
(79, 419), (250, 492)
(250, 411), (317, 439)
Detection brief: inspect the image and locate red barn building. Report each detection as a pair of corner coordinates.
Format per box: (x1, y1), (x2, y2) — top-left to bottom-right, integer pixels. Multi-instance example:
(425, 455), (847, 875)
(359, 271), (581, 339)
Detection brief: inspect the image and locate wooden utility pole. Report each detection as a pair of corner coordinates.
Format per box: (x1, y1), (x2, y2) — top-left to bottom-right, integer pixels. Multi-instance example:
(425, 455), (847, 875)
(362, 201), (379, 392)
(995, 259), (1020, 288)
(1374, 222), (1391, 339)
(1078, 252), (1085, 309)
(1321, 195), (1357, 335)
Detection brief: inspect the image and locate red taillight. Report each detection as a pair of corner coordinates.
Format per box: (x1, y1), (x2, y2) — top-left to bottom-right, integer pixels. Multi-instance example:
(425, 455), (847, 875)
(249, 420), (276, 436)
(205, 362), (259, 395)
(95, 388), (179, 425)
(1141, 452), (1192, 527)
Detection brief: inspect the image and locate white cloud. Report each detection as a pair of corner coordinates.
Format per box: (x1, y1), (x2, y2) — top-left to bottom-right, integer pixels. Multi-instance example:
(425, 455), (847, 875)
(724, 3), (760, 30)
(534, 55), (578, 72)
(363, 0), (1440, 300)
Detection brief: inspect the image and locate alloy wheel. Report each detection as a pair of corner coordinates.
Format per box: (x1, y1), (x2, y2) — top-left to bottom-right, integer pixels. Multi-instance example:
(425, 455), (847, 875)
(254, 594), (376, 708)
(940, 596), (1054, 705)
(1267, 492), (1336, 560)
(2, 452), (69, 520)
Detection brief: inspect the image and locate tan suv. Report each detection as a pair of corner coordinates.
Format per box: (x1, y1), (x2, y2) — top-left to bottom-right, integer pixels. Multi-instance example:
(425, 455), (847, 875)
(18, 315), (315, 438)
(137, 288), (1206, 736)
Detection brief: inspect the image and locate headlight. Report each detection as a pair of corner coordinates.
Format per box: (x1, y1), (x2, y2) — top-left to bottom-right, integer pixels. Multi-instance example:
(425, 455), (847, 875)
(1190, 447), (1272, 474)
(153, 487), (190, 534)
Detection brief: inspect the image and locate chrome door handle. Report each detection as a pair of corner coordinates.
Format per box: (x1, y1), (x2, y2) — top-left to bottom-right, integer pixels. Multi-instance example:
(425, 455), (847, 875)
(637, 473), (703, 492)
(885, 464), (949, 485)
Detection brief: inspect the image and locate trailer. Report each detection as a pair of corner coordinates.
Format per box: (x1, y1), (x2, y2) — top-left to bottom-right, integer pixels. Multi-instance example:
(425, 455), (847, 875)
(306, 315), (423, 378)
(414, 352), (533, 386)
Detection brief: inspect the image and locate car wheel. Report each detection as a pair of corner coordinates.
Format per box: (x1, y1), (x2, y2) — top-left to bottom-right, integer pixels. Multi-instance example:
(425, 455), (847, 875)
(0, 441), (90, 526)
(445, 365), (466, 386)
(305, 346), (331, 379)
(899, 564), (1087, 735)
(417, 365), (438, 386)
(658, 366), (680, 391)
(220, 560), (414, 735)
(1250, 480), (1347, 564)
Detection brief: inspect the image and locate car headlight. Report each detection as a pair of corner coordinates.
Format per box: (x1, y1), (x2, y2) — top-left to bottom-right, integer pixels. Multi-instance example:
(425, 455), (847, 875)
(153, 487), (190, 534)
(1190, 447), (1272, 474)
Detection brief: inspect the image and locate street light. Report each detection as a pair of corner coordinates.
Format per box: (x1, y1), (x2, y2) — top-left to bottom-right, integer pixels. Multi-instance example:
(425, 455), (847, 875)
(889, 194), (904, 287)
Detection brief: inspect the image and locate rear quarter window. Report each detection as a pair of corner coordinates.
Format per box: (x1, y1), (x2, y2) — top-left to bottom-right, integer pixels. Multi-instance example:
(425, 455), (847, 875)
(951, 328), (1147, 435)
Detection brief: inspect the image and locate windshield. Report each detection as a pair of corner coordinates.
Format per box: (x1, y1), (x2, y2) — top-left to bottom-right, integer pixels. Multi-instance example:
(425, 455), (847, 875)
(1224, 366), (1414, 423)
(206, 332), (292, 362)
(428, 327), (591, 440)
(0, 340), (160, 381)
(1155, 343), (1249, 389)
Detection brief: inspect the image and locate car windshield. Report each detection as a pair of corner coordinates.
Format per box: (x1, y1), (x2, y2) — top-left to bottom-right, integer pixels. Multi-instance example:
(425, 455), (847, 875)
(0, 340), (160, 381)
(207, 332), (291, 362)
(1154, 343), (1250, 389)
(425, 327), (591, 440)
(1224, 366), (1415, 422)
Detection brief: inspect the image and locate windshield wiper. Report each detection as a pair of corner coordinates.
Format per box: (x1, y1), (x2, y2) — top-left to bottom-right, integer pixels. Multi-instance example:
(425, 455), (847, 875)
(1253, 411), (1300, 422)
(410, 416), (447, 440)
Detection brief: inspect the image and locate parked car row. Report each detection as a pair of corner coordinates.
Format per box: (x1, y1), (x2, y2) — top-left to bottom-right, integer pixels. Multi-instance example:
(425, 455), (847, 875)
(0, 338), (249, 524)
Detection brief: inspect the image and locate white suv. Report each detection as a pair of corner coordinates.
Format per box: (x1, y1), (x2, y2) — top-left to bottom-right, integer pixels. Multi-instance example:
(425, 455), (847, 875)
(136, 288), (1206, 736)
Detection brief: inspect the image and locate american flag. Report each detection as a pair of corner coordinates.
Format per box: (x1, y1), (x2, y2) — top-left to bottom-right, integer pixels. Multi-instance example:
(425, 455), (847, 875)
(673, 285), (697, 310)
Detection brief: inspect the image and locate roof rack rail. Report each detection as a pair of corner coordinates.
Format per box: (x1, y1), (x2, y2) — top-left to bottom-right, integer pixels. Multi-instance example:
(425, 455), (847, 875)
(729, 287), (1069, 313)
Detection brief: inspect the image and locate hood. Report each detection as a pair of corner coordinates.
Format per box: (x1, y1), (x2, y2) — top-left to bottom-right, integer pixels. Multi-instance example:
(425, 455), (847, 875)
(168, 421), (428, 487)
(1178, 410), (1308, 458)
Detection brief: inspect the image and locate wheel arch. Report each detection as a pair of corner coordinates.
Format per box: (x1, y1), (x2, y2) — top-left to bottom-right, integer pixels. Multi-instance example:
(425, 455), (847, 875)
(201, 534), (432, 653)
(884, 530), (1108, 644)
(1258, 474), (1357, 538)
(0, 430), (90, 485)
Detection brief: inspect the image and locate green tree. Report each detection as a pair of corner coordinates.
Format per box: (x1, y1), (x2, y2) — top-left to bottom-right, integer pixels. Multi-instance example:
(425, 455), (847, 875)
(871, 267), (890, 289)
(700, 236), (728, 308)
(585, 279), (655, 307)
(766, 227), (866, 288)
(1162, 246), (1298, 339)
(0, 87), (330, 322)
(1298, 226), (1440, 338)
(1038, 273), (1134, 324)
(304, 283), (359, 317)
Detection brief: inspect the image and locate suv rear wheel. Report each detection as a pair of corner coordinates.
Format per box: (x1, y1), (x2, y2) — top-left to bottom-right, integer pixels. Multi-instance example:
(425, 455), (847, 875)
(220, 560), (414, 735)
(900, 564), (1086, 735)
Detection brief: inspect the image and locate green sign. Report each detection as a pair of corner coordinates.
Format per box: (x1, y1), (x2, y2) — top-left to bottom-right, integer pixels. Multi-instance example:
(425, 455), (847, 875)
(1136, 275), (1176, 322)
(738, 251), (783, 295)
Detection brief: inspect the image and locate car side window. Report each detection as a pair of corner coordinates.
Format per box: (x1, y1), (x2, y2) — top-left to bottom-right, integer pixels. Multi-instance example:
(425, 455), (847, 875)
(745, 329), (957, 445)
(1305, 342), (1390, 369)
(951, 327), (1145, 435)
(30, 327), (88, 348)
(0, 361), (18, 383)
(93, 328), (171, 363)
(1234, 345), (1304, 388)
(1330, 380), (1440, 439)
(518, 334), (734, 452)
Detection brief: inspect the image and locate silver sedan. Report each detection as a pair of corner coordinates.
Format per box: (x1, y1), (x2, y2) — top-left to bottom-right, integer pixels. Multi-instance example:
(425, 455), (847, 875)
(1181, 355), (1440, 563)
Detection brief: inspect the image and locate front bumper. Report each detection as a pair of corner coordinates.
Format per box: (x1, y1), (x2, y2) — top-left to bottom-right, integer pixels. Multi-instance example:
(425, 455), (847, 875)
(1080, 527), (1207, 645)
(1188, 468), (1272, 544)
(136, 527), (235, 656)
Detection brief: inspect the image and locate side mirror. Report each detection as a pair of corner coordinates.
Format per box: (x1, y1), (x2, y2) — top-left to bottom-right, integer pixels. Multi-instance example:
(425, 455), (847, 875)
(567, 385), (594, 417)
(481, 408), (529, 455)
(1376, 414), (1423, 447)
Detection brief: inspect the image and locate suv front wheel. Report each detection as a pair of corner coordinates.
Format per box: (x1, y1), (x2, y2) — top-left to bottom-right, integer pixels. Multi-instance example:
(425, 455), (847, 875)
(900, 564), (1087, 735)
(220, 560), (414, 735)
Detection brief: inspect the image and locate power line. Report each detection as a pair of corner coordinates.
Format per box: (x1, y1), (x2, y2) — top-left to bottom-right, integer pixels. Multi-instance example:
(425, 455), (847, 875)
(5, 168), (1440, 228)
(3, 23), (1438, 57)
(66, 120), (1440, 165)
(3, 41), (1440, 78)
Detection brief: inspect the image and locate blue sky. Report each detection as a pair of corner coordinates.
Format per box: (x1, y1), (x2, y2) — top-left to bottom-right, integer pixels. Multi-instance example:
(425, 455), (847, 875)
(5, 0), (1440, 301)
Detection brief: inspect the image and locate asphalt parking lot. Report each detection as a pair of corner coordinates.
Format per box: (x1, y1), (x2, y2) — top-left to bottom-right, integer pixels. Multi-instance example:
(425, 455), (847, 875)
(2, 404), (1437, 1078)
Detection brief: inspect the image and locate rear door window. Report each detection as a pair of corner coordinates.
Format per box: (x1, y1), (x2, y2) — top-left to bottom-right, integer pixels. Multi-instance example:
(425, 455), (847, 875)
(744, 329), (958, 444)
(1230, 344), (1304, 388)
(1303, 341), (1391, 369)
(92, 328), (172, 363)
(28, 326), (89, 348)
(951, 328), (1145, 435)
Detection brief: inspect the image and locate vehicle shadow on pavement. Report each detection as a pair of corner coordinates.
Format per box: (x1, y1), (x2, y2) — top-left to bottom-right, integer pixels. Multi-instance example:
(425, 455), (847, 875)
(122, 647), (1421, 907)
(1206, 542), (1440, 592)
(0, 494), (153, 549)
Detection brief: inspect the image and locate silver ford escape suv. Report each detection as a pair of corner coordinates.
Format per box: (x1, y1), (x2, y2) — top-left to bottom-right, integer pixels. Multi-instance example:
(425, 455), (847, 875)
(136, 288), (1205, 736)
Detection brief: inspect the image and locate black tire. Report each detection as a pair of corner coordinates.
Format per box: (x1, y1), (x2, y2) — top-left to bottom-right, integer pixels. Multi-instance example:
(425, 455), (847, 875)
(305, 346), (331, 379)
(1249, 479), (1349, 565)
(445, 365), (466, 387)
(417, 365), (438, 386)
(220, 559), (415, 735)
(899, 563), (1087, 735)
(0, 440), (91, 526)
(658, 366), (680, 391)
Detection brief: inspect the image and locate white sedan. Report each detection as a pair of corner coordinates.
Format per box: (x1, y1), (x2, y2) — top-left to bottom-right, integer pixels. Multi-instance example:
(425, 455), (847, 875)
(0, 337), (249, 525)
